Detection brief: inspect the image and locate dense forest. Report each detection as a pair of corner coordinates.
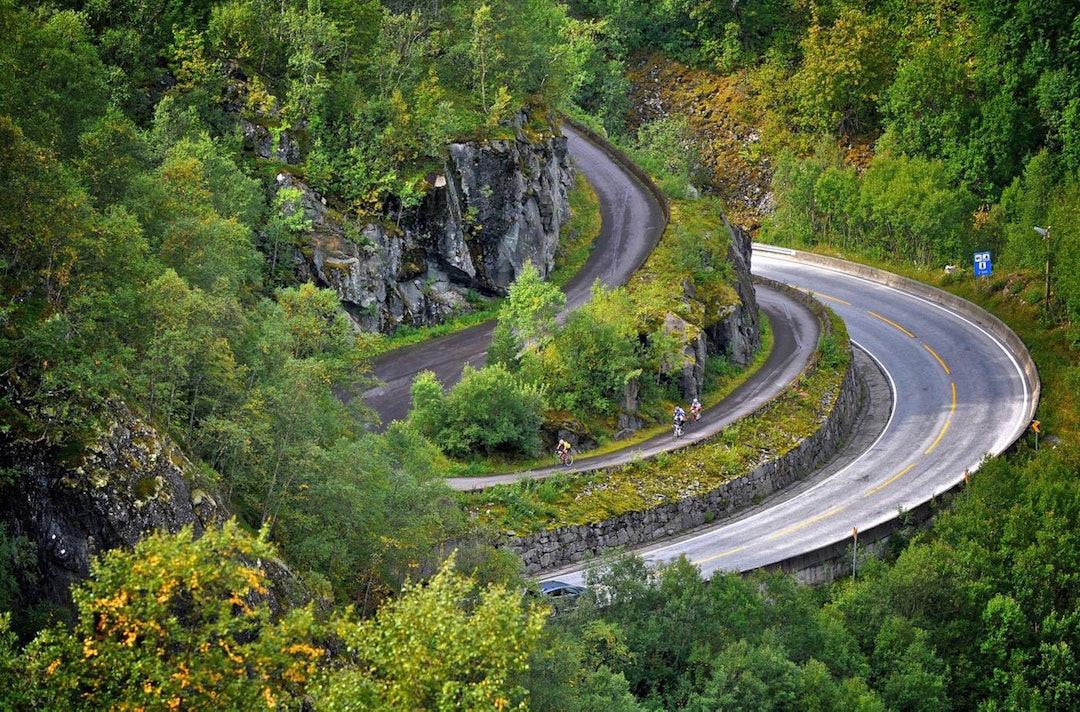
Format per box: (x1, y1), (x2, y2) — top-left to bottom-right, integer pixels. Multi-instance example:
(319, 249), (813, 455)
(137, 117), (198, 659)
(3, 0), (1080, 708)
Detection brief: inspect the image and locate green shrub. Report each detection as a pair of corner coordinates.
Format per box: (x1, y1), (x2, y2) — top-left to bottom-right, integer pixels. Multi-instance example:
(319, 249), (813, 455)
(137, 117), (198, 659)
(409, 364), (546, 458)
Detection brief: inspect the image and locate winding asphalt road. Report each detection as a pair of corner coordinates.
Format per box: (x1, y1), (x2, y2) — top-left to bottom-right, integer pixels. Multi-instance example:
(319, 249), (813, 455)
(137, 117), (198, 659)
(446, 283), (819, 491)
(364, 127), (822, 473)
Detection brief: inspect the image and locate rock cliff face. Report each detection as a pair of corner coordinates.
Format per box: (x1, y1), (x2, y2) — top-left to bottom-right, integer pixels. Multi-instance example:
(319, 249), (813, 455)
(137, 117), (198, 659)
(662, 219), (760, 402)
(0, 402), (226, 612)
(707, 218), (760, 366)
(280, 127), (573, 333)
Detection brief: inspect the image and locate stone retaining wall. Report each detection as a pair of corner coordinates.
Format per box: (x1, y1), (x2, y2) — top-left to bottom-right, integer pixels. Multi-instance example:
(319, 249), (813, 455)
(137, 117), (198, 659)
(507, 281), (863, 574)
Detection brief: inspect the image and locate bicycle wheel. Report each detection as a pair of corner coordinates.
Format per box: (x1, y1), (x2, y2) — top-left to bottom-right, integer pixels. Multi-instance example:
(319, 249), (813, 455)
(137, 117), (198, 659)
(564, 453), (574, 466)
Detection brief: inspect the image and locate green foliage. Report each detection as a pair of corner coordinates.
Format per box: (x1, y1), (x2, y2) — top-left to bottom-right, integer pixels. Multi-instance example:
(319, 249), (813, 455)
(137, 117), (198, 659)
(625, 115), (704, 198)
(0, 3), (110, 158)
(502, 259), (567, 352)
(409, 364), (547, 457)
(764, 145), (977, 265)
(0, 527), (35, 621)
(562, 20), (631, 134)
(260, 422), (462, 607)
(12, 0), (1080, 708)
(792, 9), (896, 137)
(878, 30), (975, 172)
(4, 528), (544, 710)
(312, 553), (547, 710)
(546, 554), (882, 710)
(533, 285), (639, 415)
(0, 614), (30, 710)
(486, 320), (521, 371)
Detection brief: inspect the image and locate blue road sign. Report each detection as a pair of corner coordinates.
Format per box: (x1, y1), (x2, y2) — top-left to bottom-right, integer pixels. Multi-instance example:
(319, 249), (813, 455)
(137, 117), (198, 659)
(974, 251), (992, 277)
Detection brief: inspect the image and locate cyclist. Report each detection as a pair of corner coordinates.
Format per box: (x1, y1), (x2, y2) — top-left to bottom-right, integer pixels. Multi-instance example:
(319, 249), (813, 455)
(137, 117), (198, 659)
(556, 438), (573, 465)
(673, 406), (686, 439)
(690, 397), (702, 421)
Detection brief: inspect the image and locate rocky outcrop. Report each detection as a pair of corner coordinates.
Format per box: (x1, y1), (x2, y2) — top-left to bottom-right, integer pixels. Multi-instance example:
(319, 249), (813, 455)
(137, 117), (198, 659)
(0, 401), (226, 611)
(662, 311), (708, 400)
(242, 119), (303, 165)
(707, 218), (760, 366)
(281, 123), (574, 333)
(656, 218), (760, 402)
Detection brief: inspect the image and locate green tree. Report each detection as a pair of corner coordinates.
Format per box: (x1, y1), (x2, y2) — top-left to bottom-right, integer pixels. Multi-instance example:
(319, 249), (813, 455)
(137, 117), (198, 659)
(311, 554), (547, 710)
(813, 163), (861, 250)
(760, 148), (830, 248)
(537, 285), (639, 415)
(73, 108), (151, 210)
(879, 34), (976, 175)
(871, 616), (949, 711)
(0, 117), (154, 439)
(493, 259), (567, 370)
(628, 115), (703, 198)
(857, 153), (975, 264)
(409, 369), (449, 439)
(792, 8), (895, 137)
(131, 135), (264, 296)
(0, 4), (110, 158)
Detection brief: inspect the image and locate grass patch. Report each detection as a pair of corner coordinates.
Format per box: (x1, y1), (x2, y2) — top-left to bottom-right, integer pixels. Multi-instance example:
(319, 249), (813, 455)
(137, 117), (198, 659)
(550, 175), (601, 287)
(362, 303), (504, 358)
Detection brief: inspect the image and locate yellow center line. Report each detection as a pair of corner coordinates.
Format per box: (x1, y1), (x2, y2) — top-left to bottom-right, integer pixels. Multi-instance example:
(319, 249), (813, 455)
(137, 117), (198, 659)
(801, 289), (851, 305)
(865, 464), (915, 497)
(924, 382), (957, 455)
(924, 344), (951, 374)
(868, 311), (916, 338)
(695, 545), (747, 566)
(925, 420), (951, 455)
(768, 506), (846, 539)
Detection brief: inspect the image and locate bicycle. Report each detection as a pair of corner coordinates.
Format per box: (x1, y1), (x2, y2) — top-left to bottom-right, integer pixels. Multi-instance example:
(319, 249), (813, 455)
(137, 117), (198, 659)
(673, 420), (684, 439)
(557, 448), (574, 466)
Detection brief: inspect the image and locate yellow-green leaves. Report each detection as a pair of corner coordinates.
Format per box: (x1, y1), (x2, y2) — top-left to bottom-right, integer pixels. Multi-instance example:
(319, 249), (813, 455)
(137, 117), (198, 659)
(21, 521), (325, 710)
(313, 554), (545, 711)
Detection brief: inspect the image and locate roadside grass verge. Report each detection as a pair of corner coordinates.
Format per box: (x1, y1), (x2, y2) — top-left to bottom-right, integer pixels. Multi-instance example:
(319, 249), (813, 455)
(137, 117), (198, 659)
(549, 175), (601, 288)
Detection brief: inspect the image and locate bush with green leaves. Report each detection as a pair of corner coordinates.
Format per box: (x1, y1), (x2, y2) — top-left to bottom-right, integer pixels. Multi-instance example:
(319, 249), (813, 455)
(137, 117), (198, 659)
(530, 286), (641, 416)
(410, 364), (547, 458)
